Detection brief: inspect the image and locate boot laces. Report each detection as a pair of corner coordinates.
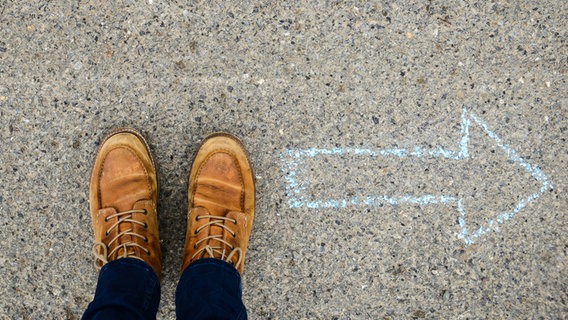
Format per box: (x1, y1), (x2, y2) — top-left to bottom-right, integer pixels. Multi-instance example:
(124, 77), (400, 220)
(192, 210), (243, 269)
(93, 209), (149, 270)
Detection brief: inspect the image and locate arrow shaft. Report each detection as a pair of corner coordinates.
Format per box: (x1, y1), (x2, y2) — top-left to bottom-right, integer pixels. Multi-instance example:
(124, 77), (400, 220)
(283, 150), (461, 209)
(295, 194), (458, 209)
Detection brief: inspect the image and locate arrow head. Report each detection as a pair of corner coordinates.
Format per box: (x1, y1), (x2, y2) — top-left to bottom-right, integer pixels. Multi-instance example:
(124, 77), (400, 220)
(456, 109), (553, 244)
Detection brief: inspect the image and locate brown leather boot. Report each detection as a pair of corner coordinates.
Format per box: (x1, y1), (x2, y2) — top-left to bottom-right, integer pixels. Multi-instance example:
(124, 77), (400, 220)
(182, 133), (255, 275)
(89, 128), (162, 279)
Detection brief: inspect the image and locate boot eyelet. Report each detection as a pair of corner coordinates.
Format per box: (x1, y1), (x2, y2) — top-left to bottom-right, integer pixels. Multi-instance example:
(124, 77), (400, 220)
(143, 223), (148, 229)
(147, 251), (151, 256)
(232, 232), (236, 238)
(104, 217), (109, 222)
(193, 244), (197, 249)
(105, 231), (109, 236)
(143, 209), (148, 215)
(144, 237), (149, 243)
(195, 215), (200, 221)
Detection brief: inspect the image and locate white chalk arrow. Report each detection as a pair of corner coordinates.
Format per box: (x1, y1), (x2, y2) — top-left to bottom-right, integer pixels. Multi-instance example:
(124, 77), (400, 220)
(281, 108), (553, 245)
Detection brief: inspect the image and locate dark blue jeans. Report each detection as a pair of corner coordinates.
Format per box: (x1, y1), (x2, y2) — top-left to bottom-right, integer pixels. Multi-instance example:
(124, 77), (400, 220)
(82, 258), (247, 320)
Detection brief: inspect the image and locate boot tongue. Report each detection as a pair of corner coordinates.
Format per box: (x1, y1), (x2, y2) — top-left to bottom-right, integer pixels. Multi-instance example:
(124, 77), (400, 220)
(102, 174), (147, 258)
(116, 222), (133, 258)
(109, 200), (149, 260)
(210, 216), (225, 255)
(193, 207), (235, 260)
(99, 206), (134, 260)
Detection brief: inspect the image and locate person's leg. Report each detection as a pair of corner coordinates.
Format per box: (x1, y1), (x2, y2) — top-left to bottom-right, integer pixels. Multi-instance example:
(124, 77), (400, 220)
(82, 258), (160, 320)
(83, 128), (162, 319)
(176, 258), (246, 319)
(177, 133), (255, 319)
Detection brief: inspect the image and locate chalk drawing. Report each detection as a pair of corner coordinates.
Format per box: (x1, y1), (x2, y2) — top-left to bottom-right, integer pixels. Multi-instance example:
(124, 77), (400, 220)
(281, 108), (553, 245)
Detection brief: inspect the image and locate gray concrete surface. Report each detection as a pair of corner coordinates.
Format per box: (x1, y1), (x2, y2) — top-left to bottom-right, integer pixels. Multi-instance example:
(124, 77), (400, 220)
(1, 0), (566, 319)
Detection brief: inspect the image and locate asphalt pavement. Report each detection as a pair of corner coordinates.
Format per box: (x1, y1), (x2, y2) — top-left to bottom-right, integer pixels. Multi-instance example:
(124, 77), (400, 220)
(0, 1), (566, 319)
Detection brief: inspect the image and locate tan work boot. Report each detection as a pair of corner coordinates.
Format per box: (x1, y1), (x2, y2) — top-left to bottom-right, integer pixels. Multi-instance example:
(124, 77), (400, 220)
(182, 133), (255, 275)
(89, 128), (162, 279)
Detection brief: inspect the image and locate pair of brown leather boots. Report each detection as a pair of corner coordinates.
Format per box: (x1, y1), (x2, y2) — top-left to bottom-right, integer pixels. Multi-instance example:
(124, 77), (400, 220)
(89, 128), (255, 279)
